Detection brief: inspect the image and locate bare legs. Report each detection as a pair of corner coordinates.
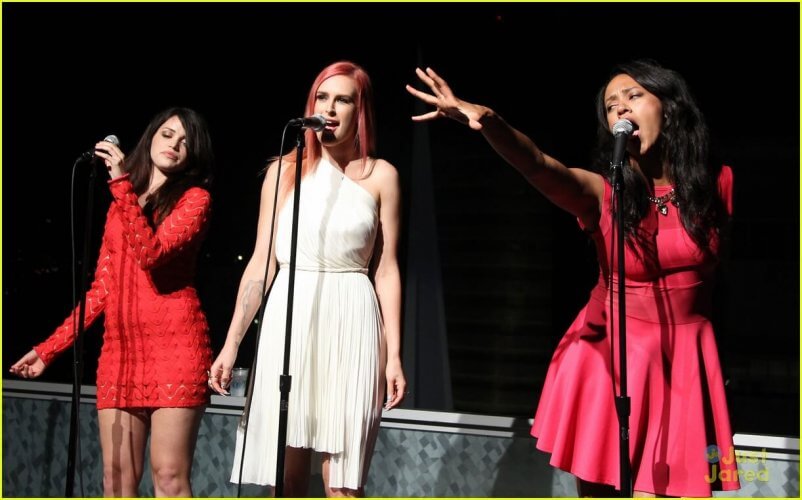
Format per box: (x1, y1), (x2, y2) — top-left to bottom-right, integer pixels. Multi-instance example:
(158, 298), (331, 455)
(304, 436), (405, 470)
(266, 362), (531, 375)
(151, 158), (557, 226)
(270, 448), (362, 498)
(282, 447), (312, 497)
(322, 453), (362, 498)
(98, 408), (148, 497)
(576, 478), (664, 498)
(149, 408), (204, 496)
(97, 407), (204, 497)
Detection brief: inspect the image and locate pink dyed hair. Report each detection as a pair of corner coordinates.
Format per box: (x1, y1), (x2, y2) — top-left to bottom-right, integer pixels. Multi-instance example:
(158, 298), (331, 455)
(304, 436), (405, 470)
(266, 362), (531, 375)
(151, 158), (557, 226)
(279, 61), (376, 201)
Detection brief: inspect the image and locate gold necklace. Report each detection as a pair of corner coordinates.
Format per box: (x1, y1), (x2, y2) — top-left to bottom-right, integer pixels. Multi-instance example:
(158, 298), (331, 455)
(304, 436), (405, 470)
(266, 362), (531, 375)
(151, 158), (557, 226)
(648, 189), (678, 216)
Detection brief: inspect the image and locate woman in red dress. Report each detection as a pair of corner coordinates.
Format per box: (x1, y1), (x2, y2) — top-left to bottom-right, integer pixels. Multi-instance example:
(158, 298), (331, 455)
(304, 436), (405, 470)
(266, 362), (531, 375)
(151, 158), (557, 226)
(407, 60), (740, 497)
(10, 107), (215, 497)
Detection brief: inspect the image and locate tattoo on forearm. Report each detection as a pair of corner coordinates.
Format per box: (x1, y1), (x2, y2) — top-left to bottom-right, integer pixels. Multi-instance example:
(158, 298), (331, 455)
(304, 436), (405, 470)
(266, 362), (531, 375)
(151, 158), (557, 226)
(240, 279), (264, 334)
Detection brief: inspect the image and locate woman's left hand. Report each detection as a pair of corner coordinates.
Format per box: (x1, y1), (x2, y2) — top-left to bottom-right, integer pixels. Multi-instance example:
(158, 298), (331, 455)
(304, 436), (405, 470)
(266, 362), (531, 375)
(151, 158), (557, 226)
(384, 358), (406, 410)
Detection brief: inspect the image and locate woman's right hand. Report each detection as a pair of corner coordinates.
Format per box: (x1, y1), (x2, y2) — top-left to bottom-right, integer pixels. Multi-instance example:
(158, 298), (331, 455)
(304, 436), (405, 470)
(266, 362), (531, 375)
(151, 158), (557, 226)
(93, 140), (126, 179)
(406, 67), (487, 130)
(9, 350), (46, 379)
(209, 344), (238, 396)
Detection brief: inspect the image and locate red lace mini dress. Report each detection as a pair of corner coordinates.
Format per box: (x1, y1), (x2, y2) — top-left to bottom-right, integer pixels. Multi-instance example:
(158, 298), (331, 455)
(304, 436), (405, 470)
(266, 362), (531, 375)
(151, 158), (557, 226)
(34, 175), (212, 409)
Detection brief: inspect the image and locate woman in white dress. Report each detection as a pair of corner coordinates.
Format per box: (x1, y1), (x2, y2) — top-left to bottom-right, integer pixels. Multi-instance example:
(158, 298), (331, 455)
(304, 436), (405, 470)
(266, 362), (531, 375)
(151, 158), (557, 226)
(210, 60), (406, 497)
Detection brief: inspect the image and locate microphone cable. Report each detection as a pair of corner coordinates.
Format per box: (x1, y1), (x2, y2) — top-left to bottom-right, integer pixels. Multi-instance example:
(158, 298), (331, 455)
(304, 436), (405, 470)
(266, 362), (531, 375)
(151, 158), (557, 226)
(236, 122), (294, 497)
(68, 155), (89, 498)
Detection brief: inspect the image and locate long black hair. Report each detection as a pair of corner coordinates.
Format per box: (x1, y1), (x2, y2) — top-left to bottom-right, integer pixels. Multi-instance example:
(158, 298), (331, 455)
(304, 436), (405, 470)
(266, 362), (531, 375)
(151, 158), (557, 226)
(592, 60), (724, 254)
(123, 107), (214, 225)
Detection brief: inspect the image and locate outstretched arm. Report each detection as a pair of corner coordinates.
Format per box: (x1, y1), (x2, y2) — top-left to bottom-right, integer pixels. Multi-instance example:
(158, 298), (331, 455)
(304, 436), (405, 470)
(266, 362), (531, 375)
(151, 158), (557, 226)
(209, 162), (282, 395)
(11, 210), (115, 373)
(407, 67), (604, 228)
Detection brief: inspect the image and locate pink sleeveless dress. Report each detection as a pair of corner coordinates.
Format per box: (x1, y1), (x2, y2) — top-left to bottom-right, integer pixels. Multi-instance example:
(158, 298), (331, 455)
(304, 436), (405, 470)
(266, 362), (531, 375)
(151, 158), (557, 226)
(531, 166), (739, 496)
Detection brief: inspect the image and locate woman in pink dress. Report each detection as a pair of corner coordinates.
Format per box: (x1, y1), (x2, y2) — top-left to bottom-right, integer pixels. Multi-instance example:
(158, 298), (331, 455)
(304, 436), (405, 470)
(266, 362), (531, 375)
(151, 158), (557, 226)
(407, 60), (739, 497)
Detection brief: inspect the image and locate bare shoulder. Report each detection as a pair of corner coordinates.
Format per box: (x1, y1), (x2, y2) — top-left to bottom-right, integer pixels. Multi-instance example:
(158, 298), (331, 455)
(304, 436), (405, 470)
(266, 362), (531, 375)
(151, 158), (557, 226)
(369, 158), (399, 185)
(262, 159), (290, 188)
(265, 159), (283, 177)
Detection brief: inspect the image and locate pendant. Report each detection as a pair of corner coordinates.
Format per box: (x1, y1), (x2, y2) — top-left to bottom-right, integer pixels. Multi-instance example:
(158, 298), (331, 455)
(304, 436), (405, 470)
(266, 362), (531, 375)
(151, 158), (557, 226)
(658, 203), (668, 216)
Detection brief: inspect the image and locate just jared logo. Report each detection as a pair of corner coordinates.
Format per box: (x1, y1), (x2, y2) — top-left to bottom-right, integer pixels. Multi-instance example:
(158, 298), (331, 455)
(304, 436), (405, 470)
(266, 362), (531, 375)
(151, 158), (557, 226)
(704, 445), (770, 483)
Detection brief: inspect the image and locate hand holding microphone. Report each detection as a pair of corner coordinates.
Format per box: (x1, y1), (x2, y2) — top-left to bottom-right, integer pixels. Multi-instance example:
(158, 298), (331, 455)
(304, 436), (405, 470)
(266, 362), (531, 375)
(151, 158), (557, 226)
(81, 134), (119, 162)
(84, 135), (125, 178)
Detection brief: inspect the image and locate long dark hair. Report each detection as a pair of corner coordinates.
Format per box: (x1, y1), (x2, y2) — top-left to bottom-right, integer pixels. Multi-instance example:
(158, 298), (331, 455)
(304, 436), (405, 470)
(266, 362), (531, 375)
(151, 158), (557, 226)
(592, 60), (724, 254)
(124, 107), (214, 225)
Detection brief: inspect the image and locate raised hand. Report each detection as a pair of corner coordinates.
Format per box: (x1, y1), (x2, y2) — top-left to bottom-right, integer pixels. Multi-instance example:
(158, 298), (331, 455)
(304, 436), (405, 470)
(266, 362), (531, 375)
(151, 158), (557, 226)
(405, 67), (486, 130)
(93, 140), (126, 179)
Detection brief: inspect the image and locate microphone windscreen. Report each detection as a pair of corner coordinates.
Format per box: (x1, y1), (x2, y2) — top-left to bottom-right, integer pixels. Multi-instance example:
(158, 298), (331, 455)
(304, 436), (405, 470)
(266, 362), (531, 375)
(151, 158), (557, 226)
(612, 119), (633, 137)
(309, 114), (327, 131)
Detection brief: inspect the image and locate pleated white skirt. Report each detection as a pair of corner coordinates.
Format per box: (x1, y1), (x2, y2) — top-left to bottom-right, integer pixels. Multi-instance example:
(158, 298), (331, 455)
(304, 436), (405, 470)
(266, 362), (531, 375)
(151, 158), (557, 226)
(230, 269), (386, 489)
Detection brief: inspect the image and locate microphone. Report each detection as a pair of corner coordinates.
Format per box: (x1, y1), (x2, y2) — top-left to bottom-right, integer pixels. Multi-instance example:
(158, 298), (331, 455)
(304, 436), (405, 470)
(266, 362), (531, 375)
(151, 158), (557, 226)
(287, 114), (327, 131)
(80, 134), (120, 162)
(610, 119), (633, 169)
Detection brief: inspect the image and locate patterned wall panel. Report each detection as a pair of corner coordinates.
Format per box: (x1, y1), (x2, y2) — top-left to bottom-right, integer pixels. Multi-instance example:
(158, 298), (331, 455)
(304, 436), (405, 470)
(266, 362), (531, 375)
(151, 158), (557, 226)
(3, 394), (798, 497)
(368, 429), (576, 496)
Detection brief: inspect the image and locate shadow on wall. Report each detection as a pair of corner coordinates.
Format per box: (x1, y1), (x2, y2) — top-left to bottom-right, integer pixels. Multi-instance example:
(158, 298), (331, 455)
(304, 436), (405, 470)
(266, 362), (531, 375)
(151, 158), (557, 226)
(490, 437), (576, 497)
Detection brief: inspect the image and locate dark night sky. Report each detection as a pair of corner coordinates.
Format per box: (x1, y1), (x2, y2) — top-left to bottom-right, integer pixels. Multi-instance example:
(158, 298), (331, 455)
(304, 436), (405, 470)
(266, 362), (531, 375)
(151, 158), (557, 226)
(3, 3), (799, 434)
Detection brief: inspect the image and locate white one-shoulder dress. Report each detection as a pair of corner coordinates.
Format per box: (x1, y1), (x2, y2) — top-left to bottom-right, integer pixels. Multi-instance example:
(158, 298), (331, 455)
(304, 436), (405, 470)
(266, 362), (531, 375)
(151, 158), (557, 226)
(231, 158), (386, 490)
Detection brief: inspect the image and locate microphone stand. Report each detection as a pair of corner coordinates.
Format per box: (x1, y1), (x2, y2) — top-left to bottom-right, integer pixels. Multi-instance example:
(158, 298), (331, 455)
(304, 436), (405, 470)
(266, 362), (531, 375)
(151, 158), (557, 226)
(274, 127), (306, 497)
(610, 160), (632, 498)
(65, 156), (98, 497)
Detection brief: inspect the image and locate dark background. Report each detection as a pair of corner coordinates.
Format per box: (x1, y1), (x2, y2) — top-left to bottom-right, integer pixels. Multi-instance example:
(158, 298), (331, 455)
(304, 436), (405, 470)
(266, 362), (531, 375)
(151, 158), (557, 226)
(3, 3), (799, 436)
